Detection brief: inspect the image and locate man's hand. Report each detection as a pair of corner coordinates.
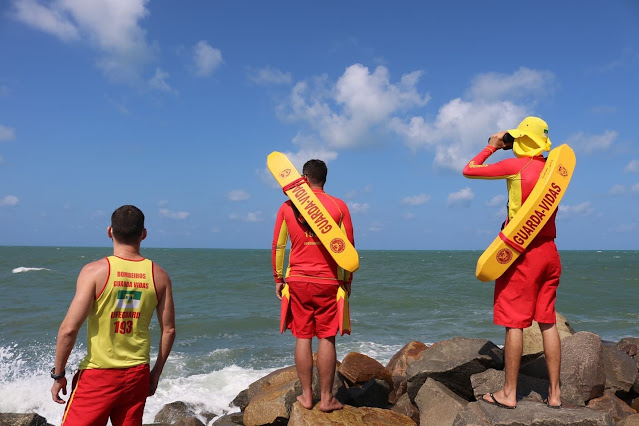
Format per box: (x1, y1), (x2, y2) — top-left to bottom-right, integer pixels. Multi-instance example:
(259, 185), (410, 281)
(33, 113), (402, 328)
(51, 377), (68, 404)
(488, 131), (508, 149)
(275, 282), (284, 300)
(149, 367), (161, 396)
(344, 282), (351, 297)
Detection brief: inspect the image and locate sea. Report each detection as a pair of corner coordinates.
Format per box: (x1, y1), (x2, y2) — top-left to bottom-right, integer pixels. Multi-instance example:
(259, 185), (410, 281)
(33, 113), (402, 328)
(0, 247), (637, 425)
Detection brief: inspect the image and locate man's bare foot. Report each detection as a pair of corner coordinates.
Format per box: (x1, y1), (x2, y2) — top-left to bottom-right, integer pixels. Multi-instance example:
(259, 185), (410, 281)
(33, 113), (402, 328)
(319, 396), (343, 412)
(296, 394), (313, 410)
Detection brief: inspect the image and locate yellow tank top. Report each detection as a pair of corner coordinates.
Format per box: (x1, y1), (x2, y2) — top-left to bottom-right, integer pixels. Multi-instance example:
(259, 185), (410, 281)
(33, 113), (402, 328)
(79, 256), (158, 369)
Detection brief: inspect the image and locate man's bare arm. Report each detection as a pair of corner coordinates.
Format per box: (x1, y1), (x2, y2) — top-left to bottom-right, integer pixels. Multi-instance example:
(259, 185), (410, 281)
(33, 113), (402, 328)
(149, 263), (176, 396)
(50, 260), (105, 403)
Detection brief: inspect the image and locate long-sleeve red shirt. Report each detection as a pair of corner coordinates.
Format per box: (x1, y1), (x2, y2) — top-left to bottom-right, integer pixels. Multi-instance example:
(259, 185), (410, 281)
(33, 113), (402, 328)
(463, 145), (556, 239)
(272, 188), (354, 285)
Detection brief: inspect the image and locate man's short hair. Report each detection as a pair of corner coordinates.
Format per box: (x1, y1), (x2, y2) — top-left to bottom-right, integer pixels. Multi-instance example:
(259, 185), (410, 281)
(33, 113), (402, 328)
(302, 159), (327, 186)
(111, 205), (145, 245)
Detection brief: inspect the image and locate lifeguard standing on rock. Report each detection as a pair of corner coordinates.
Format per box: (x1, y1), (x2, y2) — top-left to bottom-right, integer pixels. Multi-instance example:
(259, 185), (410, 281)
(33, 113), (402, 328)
(463, 117), (563, 409)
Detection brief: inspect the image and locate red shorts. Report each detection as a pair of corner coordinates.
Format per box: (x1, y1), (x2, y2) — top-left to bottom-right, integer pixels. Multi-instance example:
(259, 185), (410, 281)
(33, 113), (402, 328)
(288, 281), (339, 339)
(494, 239), (561, 328)
(62, 363), (150, 426)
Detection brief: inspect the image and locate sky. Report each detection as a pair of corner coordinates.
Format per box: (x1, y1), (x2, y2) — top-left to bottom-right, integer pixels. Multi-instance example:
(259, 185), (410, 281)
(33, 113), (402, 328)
(1, 1), (638, 250)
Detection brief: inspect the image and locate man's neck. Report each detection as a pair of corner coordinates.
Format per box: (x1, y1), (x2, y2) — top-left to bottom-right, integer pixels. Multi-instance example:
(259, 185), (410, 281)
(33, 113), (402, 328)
(112, 243), (143, 260)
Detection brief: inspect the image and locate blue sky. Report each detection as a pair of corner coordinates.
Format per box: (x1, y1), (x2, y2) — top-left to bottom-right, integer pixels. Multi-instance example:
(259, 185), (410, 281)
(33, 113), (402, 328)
(1, 1), (638, 250)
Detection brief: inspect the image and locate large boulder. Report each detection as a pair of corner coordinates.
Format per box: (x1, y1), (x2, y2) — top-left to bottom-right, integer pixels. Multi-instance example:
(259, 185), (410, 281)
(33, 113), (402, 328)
(340, 378), (391, 408)
(414, 378), (467, 426)
(386, 341), (429, 404)
(617, 337), (639, 393)
(287, 402), (416, 425)
(602, 343), (638, 392)
(452, 400), (615, 425)
(560, 332), (606, 406)
(212, 413), (245, 425)
(587, 390), (637, 423)
(391, 393), (420, 425)
(243, 377), (301, 426)
(0, 414), (49, 426)
(406, 337), (503, 402)
(522, 312), (575, 357)
(619, 414), (639, 426)
(338, 352), (393, 388)
(470, 368), (547, 402)
(154, 401), (201, 424)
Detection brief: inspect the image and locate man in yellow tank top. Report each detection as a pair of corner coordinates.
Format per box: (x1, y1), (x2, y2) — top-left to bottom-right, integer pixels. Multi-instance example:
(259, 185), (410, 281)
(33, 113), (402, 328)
(50, 205), (176, 426)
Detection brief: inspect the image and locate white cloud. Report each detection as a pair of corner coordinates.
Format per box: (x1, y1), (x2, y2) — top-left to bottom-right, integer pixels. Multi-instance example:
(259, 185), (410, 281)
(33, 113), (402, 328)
(193, 40), (223, 76)
(401, 193), (430, 206)
(390, 98), (527, 170)
(565, 130), (617, 154)
(349, 202), (370, 214)
(229, 211), (263, 222)
(0, 125), (16, 142)
(486, 194), (506, 207)
(609, 184), (626, 196)
(227, 189), (250, 202)
(558, 201), (594, 218)
(12, 0), (153, 83)
(0, 195), (19, 206)
(159, 208), (190, 220)
(467, 67), (554, 102)
(148, 68), (176, 94)
(250, 66), (292, 85)
(447, 187), (474, 207)
(280, 64), (429, 149)
(624, 160), (639, 173)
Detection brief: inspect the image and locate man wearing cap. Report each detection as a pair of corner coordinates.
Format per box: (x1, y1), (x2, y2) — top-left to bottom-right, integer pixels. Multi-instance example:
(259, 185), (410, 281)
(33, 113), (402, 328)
(463, 117), (562, 409)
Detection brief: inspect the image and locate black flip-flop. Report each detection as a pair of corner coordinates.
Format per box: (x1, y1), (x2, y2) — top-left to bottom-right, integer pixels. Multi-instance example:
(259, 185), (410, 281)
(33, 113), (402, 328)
(545, 400), (562, 409)
(482, 392), (516, 409)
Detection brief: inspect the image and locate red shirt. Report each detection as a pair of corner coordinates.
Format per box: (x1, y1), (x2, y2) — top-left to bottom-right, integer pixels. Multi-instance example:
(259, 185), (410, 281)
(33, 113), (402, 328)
(463, 146), (556, 239)
(272, 188), (354, 285)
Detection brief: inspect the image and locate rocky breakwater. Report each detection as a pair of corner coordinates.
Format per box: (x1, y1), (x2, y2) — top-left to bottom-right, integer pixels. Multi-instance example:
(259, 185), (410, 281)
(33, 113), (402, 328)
(5, 314), (639, 425)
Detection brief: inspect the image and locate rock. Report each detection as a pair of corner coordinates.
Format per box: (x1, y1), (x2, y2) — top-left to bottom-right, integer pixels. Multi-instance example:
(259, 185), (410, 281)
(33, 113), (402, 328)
(287, 402), (416, 425)
(231, 389), (250, 411)
(619, 414), (639, 426)
(633, 396), (639, 411)
(617, 337), (639, 393)
(602, 344), (638, 392)
(470, 369), (547, 402)
(386, 341), (428, 404)
(173, 419), (205, 426)
(587, 390), (637, 423)
(0, 413), (50, 426)
(246, 365), (299, 401)
(406, 337), (503, 402)
(338, 352), (393, 389)
(522, 312), (575, 357)
(341, 378), (391, 408)
(452, 400), (615, 425)
(414, 378), (467, 426)
(559, 332), (606, 406)
(154, 401), (198, 424)
(391, 393), (420, 425)
(212, 412), (245, 425)
(243, 376), (301, 426)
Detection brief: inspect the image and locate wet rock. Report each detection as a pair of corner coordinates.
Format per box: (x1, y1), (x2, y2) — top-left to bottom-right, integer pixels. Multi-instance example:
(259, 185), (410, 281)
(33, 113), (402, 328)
(154, 401), (198, 424)
(0, 413), (50, 426)
(212, 412), (245, 425)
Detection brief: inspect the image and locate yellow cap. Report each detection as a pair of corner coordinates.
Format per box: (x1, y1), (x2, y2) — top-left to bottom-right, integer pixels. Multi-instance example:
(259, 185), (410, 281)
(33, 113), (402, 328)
(507, 116), (552, 158)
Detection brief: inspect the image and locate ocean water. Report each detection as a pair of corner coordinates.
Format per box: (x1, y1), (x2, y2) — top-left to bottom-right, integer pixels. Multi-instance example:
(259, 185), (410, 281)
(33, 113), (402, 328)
(0, 247), (637, 424)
